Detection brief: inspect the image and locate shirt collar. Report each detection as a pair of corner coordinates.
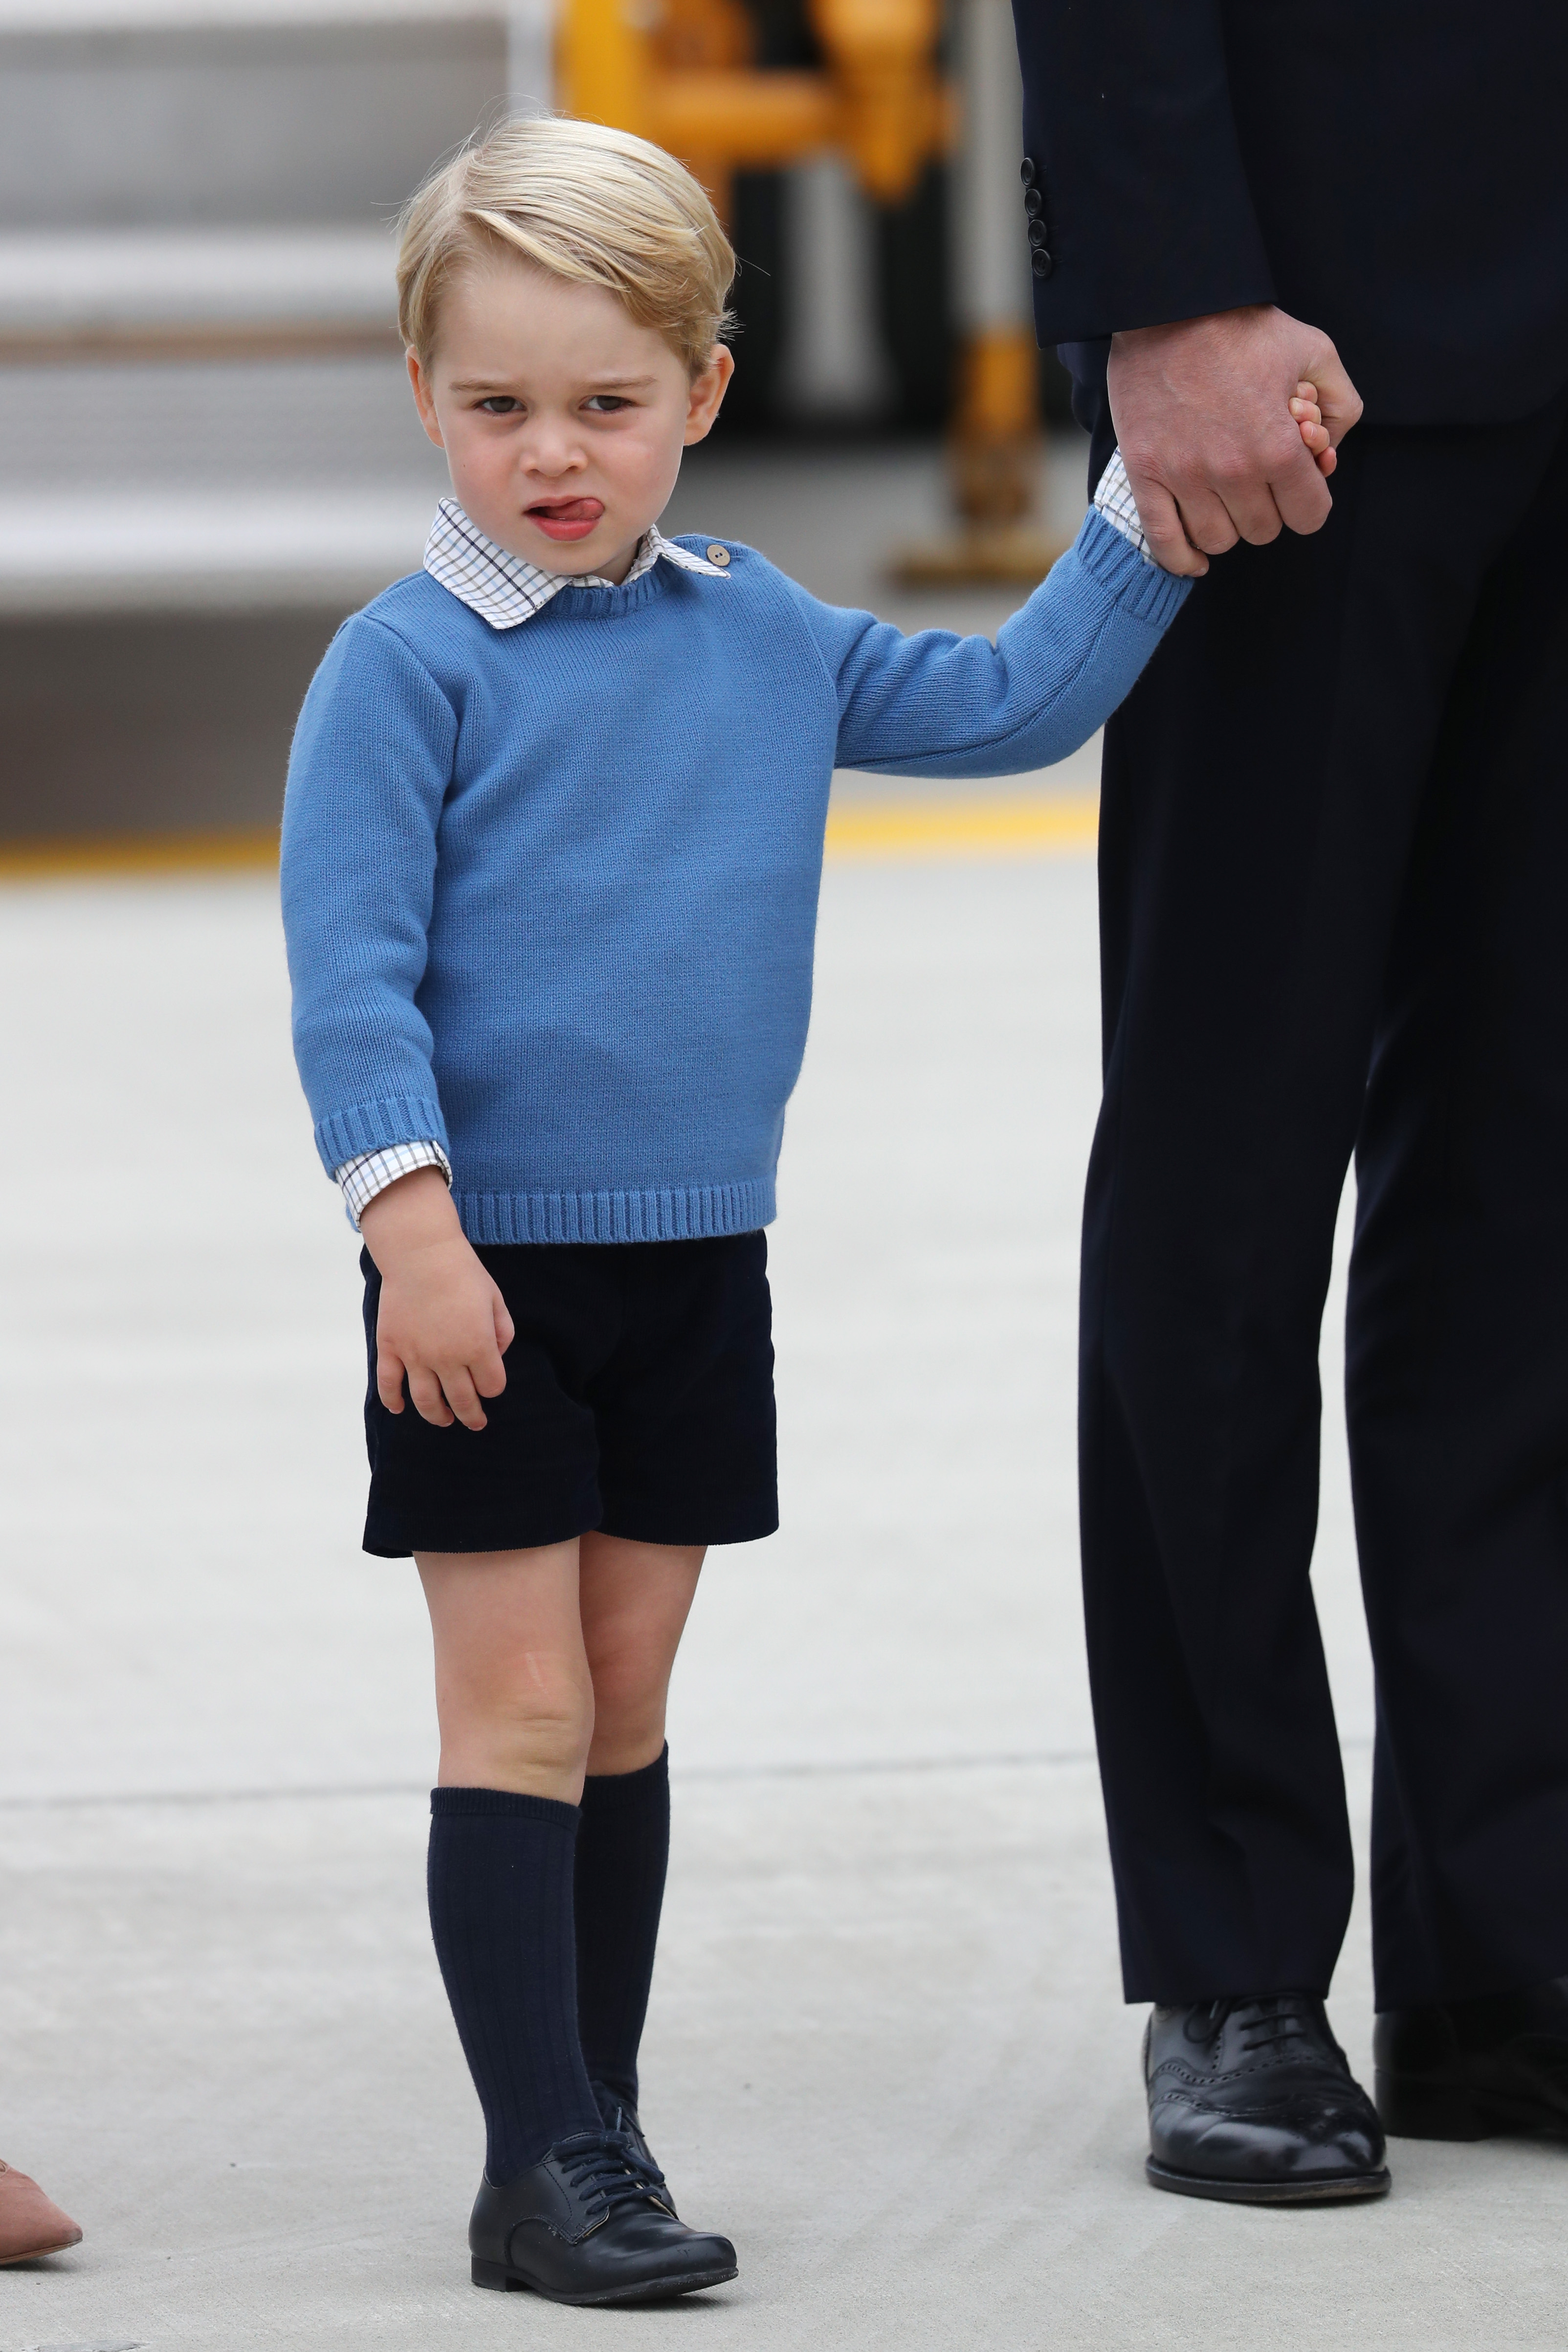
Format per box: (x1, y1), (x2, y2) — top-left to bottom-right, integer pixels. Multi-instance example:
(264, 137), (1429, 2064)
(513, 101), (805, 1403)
(422, 496), (730, 629)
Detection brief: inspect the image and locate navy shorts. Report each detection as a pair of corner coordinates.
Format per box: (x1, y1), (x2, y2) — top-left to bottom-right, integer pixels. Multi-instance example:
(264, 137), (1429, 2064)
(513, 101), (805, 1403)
(360, 1231), (777, 1557)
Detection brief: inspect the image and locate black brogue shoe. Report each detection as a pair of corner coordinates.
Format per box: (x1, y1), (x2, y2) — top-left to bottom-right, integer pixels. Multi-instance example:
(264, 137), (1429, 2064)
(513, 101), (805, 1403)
(468, 2130), (735, 2304)
(1145, 1992), (1390, 2203)
(1374, 1975), (1568, 2141)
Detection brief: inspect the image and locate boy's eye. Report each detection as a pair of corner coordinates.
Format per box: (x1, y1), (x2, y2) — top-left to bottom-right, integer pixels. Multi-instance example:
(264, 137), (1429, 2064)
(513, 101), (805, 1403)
(584, 395), (631, 413)
(477, 396), (522, 414)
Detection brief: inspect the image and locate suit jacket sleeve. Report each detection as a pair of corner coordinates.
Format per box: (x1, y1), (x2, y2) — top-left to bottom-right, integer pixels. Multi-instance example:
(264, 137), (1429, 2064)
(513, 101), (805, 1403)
(1012, 0), (1277, 342)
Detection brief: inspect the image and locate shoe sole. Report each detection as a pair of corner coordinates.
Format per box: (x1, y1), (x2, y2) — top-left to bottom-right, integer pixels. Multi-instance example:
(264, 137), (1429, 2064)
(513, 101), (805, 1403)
(472, 2256), (738, 2305)
(1146, 2158), (1391, 2206)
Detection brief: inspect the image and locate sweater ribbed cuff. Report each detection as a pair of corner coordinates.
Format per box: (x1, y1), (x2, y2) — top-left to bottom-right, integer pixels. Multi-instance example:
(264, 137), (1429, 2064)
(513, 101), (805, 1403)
(1072, 507), (1193, 627)
(313, 1093), (449, 1176)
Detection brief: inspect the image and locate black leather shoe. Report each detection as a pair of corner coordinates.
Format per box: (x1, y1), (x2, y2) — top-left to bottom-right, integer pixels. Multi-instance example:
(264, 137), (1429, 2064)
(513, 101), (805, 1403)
(469, 2130), (737, 2305)
(1374, 1975), (1568, 2140)
(1145, 1993), (1390, 2203)
(591, 2082), (667, 2203)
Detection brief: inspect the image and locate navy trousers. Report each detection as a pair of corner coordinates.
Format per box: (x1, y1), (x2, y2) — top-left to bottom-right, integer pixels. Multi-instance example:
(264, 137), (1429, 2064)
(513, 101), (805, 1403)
(1078, 384), (1568, 2009)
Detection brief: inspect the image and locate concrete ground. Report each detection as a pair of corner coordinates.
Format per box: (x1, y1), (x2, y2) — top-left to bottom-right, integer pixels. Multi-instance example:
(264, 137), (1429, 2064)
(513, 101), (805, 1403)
(3, 843), (1565, 2352)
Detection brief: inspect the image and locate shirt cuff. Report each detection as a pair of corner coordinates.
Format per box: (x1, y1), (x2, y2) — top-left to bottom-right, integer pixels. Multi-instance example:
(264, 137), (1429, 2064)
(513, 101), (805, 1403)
(1093, 448), (1155, 565)
(335, 1140), (451, 1230)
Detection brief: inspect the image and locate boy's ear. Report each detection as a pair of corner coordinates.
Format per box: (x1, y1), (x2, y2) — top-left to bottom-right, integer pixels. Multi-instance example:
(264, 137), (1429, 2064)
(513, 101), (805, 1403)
(684, 346), (734, 446)
(407, 348), (447, 450)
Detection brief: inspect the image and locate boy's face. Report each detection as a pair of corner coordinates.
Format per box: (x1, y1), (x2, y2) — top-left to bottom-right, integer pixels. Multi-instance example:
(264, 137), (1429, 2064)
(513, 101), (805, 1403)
(408, 258), (732, 585)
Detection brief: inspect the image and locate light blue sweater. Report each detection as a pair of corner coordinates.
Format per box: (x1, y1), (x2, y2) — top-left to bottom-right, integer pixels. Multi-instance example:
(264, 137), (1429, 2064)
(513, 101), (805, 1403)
(281, 510), (1187, 1245)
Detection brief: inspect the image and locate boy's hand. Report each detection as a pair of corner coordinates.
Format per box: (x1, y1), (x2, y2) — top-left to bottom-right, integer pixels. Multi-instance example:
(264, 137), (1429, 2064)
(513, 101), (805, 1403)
(1291, 382), (1337, 478)
(359, 1167), (514, 1431)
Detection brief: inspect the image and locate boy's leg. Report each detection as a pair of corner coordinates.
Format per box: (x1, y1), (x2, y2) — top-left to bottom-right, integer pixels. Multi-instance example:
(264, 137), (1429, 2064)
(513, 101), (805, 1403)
(580, 1535), (704, 1776)
(419, 1541), (738, 2298)
(419, 1543), (602, 2183)
(564, 1232), (771, 2168)
(420, 1538), (598, 1799)
(576, 1537), (704, 2120)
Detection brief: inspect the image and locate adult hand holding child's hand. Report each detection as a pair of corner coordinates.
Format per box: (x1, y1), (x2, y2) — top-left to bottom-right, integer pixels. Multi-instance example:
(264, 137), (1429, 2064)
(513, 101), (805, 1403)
(359, 1168), (514, 1430)
(1109, 303), (1364, 576)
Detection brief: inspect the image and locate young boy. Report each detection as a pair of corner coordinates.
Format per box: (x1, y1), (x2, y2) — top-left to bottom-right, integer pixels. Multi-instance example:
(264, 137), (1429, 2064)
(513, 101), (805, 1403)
(280, 115), (1331, 2307)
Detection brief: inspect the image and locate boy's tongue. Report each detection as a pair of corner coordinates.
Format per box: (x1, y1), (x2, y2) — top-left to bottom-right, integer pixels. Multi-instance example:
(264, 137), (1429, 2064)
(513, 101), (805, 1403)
(527, 497), (604, 544)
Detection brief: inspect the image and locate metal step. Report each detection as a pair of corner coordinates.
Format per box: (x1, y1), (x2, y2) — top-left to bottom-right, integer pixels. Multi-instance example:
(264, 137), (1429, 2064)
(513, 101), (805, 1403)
(0, 353), (444, 610)
(0, 228), (400, 359)
(0, 6), (510, 236)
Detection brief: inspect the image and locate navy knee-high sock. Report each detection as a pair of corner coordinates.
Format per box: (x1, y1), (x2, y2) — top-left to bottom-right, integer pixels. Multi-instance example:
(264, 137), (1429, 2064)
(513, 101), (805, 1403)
(574, 1747), (671, 2114)
(427, 1788), (602, 2184)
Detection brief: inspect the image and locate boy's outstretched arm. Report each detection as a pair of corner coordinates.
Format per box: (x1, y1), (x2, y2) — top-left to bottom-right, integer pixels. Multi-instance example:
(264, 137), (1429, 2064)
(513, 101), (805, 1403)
(799, 413), (1326, 776)
(797, 464), (1191, 781)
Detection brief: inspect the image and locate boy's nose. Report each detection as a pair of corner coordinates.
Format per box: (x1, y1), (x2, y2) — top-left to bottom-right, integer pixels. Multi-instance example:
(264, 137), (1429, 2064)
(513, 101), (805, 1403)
(521, 429), (585, 478)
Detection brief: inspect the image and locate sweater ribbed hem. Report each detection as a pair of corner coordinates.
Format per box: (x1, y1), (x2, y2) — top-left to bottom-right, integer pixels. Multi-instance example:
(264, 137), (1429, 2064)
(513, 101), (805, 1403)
(314, 1093), (449, 1173)
(1072, 507), (1192, 628)
(454, 1177), (774, 1245)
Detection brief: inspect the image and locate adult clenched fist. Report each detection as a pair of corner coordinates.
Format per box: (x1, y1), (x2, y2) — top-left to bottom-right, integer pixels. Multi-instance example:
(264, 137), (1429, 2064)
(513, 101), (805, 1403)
(1108, 305), (1364, 577)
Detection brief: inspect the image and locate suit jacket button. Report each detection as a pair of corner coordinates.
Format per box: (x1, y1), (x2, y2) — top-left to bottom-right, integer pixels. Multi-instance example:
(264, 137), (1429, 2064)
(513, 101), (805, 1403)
(1024, 186), (1043, 219)
(1019, 156), (1036, 186)
(707, 544), (731, 566)
(1031, 249), (1054, 277)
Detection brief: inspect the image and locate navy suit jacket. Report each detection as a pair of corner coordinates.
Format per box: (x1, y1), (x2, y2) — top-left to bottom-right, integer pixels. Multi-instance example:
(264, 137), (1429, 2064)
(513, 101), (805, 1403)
(1010, 0), (1568, 422)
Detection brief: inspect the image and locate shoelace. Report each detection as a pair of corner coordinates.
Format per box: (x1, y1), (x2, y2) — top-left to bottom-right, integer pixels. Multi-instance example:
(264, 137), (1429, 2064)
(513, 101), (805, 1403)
(1187, 1993), (1321, 2056)
(556, 2132), (671, 2215)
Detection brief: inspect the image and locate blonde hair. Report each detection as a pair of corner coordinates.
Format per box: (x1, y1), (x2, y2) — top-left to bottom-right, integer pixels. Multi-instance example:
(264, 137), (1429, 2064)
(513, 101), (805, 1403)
(397, 116), (736, 376)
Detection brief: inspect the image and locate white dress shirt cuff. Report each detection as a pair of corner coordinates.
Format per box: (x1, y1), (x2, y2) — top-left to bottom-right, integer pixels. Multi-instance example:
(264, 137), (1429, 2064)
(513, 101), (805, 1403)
(335, 1140), (452, 1229)
(1093, 449), (1156, 564)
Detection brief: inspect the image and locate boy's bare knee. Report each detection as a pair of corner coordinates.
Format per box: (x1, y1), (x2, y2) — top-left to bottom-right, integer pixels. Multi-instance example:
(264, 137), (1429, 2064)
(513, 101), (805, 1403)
(497, 1695), (592, 1774)
(441, 1658), (595, 1790)
(585, 1674), (667, 1775)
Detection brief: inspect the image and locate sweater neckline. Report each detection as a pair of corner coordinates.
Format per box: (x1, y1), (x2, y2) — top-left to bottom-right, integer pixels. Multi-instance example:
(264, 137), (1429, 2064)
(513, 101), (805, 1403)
(534, 565), (673, 620)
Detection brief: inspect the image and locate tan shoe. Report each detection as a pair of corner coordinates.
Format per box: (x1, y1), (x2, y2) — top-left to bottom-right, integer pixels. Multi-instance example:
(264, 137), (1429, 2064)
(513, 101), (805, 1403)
(0, 2158), (82, 2262)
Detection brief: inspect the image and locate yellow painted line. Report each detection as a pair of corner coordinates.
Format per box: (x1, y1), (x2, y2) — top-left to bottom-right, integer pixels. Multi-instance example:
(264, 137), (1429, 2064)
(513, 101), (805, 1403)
(0, 828), (279, 880)
(825, 792), (1098, 860)
(0, 794), (1099, 882)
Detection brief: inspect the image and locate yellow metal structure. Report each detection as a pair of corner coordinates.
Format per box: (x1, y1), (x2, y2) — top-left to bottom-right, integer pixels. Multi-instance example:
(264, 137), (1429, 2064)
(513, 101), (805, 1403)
(558, 0), (1054, 589)
(556, 0), (951, 224)
(888, 319), (1066, 586)
(948, 324), (1040, 523)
